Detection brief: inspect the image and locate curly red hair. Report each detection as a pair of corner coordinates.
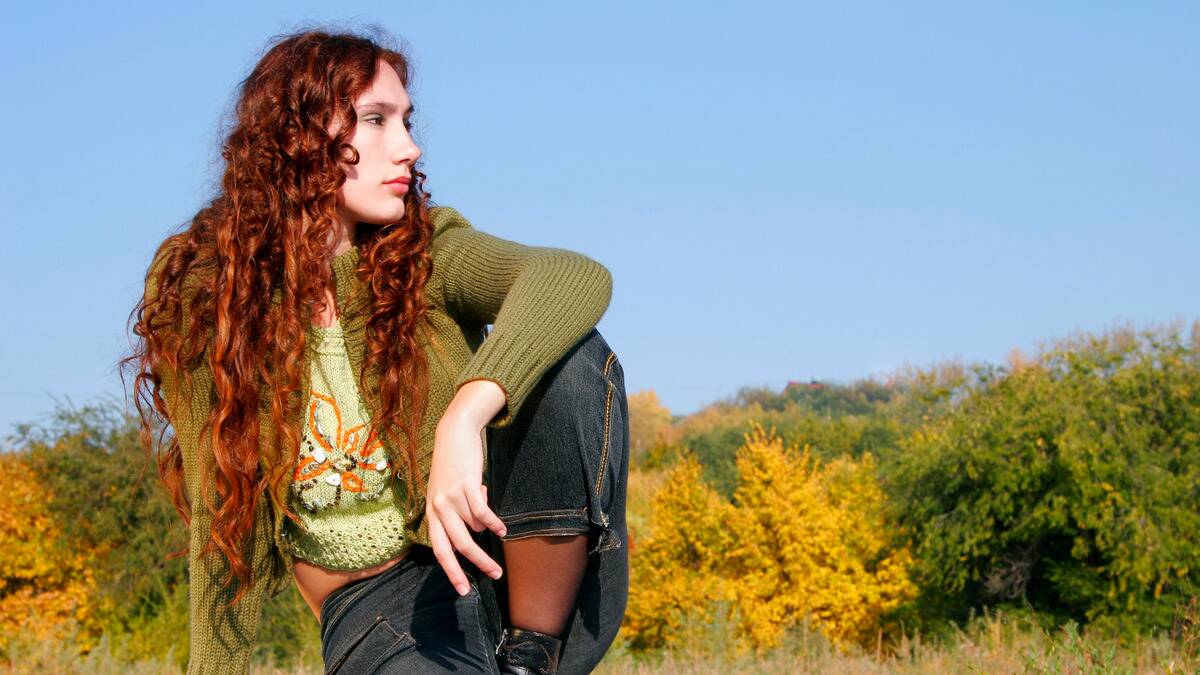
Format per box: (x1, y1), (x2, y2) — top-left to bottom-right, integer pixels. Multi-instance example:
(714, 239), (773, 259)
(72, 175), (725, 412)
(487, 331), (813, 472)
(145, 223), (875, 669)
(120, 27), (434, 603)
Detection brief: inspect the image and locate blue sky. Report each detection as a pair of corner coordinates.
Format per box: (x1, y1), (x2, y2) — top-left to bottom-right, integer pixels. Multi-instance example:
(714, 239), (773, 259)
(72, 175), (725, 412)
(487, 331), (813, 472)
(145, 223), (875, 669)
(2, 2), (1197, 439)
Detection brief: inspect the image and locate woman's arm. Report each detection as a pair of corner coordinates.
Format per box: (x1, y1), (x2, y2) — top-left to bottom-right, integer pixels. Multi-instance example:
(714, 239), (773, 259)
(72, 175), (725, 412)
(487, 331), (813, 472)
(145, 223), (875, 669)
(426, 378), (509, 594)
(146, 251), (273, 675)
(424, 206), (614, 592)
(430, 206), (613, 427)
(168, 364), (274, 675)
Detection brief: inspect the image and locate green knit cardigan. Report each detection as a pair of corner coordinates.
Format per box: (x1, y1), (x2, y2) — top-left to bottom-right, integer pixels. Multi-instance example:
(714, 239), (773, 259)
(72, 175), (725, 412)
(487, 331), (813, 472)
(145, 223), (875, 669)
(145, 206), (612, 674)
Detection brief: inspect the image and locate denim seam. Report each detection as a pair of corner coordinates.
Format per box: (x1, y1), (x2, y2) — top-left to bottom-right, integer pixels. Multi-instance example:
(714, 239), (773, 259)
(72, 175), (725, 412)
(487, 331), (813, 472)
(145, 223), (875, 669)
(325, 613), (385, 675)
(503, 527), (591, 541)
(602, 350), (617, 379)
(593, 351), (618, 498)
(365, 625), (417, 673)
(500, 508), (589, 524)
(471, 580), (502, 673)
(320, 569), (394, 642)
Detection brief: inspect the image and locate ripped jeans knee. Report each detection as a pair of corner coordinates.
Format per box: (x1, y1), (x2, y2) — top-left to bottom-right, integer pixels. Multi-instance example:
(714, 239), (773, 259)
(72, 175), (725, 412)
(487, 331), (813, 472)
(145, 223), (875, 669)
(481, 328), (630, 672)
(483, 328), (629, 555)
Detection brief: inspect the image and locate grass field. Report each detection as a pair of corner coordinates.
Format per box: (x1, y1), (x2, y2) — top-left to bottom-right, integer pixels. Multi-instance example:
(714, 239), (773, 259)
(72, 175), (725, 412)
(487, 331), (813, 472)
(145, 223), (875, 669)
(3, 609), (1196, 674)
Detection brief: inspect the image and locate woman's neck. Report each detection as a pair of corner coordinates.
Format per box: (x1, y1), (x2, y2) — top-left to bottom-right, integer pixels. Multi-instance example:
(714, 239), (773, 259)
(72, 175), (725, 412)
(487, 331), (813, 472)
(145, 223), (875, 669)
(329, 219), (356, 257)
(313, 218), (355, 328)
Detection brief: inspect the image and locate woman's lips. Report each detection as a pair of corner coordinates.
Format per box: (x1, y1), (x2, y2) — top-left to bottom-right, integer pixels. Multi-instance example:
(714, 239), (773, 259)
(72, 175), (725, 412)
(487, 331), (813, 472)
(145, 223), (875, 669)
(386, 181), (409, 195)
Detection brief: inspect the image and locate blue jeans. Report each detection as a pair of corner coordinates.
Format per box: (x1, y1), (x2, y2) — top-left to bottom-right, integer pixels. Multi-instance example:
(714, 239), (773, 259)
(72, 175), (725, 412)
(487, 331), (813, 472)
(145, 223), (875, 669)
(319, 545), (500, 674)
(319, 328), (630, 674)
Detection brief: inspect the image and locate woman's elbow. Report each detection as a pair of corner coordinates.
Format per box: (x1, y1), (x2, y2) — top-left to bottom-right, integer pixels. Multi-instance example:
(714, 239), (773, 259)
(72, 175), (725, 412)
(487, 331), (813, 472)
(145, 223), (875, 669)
(541, 251), (613, 320)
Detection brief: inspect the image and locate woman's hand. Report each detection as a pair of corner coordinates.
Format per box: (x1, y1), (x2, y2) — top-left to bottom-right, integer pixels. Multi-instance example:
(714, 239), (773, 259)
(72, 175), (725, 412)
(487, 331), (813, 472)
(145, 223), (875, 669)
(427, 379), (509, 595)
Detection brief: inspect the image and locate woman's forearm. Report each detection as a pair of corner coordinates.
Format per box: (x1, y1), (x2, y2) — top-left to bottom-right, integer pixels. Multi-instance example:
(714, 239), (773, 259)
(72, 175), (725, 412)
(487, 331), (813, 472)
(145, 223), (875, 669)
(443, 378), (507, 430)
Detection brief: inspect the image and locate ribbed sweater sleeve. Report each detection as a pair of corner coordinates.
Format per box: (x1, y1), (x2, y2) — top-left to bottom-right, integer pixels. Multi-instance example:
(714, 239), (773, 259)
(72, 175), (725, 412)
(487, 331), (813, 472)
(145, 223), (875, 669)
(430, 207), (613, 428)
(146, 247), (271, 675)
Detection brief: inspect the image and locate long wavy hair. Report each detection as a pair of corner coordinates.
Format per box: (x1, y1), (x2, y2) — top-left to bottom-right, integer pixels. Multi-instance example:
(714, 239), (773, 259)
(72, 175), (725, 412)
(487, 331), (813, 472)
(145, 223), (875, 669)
(119, 27), (434, 603)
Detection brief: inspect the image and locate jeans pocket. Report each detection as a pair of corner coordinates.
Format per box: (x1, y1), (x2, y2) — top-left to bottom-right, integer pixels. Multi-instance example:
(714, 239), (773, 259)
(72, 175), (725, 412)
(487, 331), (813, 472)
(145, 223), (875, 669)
(325, 615), (419, 675)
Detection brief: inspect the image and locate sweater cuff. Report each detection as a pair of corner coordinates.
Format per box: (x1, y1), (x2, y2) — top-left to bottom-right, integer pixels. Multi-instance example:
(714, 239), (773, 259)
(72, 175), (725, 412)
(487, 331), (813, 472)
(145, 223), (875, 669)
(450, 255), (612, 428)
(454, 369), (521, 429)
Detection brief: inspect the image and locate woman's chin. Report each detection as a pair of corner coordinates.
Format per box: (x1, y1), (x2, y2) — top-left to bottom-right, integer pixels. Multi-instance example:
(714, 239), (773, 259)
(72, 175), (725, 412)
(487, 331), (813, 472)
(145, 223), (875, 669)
(357, 210), (409, 227)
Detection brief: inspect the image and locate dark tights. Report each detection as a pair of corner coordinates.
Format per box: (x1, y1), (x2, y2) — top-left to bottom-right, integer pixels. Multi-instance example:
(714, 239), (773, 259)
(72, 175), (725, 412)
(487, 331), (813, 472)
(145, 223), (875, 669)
(503, 534), (589, 636)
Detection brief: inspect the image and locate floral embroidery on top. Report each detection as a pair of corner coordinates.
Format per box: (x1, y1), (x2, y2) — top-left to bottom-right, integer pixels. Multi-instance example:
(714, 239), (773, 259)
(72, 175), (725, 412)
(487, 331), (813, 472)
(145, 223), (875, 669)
(292, 390), (393, 512)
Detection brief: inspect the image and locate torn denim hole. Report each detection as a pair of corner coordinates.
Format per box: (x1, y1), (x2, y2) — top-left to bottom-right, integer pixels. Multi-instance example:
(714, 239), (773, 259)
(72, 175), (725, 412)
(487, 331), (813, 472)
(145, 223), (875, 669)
(587, 511), (622, 556)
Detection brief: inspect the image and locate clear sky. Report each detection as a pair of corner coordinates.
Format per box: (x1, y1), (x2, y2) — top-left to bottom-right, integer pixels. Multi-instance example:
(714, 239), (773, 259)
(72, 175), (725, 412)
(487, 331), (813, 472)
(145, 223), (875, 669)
(2, 1), (1197, 439)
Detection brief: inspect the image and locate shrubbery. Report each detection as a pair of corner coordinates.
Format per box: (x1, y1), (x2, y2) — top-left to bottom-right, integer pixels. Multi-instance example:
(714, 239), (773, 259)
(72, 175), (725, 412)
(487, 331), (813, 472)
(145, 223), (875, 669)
(1, 322), (1197, 667)
(0, 401), (317, 668)
(890, 324), (1200, 636)
(626, 322), (1200, 649)
(625, 422), (917, 652)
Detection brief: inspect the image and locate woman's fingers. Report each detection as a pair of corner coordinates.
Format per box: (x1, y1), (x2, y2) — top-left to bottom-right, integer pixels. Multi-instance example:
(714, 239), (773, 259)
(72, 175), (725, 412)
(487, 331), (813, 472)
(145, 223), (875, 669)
(441, 509), (503, 582)
(428, 494), (504, 593)
(467, 485), (507, 538)
(437, 490), (485, 532)
(427, 513), (470, 595)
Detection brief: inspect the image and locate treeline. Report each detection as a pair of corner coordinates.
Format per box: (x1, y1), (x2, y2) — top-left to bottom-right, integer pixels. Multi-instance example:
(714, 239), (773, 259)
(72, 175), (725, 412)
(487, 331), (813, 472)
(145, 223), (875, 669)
(625, 322), (1200, 651)
(0, 404), (318, 668)
(1, 322), (1197, 668)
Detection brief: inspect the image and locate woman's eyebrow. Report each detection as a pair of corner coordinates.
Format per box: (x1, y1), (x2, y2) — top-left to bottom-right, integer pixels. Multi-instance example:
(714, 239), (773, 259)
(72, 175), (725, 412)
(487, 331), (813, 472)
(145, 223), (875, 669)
(357, 101), (415, 115)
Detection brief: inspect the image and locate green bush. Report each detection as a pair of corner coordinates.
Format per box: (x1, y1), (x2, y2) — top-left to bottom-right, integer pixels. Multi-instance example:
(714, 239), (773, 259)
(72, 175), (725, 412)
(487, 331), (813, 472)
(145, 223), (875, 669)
(889, 323), (1200, 636)
(6, 399), (320, 670)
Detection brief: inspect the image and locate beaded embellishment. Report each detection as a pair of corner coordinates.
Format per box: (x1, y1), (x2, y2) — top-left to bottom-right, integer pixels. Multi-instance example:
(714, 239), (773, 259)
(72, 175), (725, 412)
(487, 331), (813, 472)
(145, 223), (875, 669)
(292, 391), (393, 512)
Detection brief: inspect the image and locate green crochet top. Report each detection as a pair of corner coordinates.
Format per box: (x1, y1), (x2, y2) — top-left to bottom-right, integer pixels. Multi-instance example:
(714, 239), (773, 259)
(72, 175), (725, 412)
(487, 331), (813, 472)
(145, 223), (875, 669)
(145, 206), (613, 674)
(279, 318), (412, 569)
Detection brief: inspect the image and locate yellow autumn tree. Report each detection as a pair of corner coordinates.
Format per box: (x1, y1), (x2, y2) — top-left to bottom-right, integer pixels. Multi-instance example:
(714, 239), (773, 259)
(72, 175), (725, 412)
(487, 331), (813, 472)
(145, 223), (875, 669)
(0, 453), (98, 653)
(730, 421), (917, 649)
(624, 421), (917, 653)
(628, 389), (674, 463)
(624, 457), (738, 651)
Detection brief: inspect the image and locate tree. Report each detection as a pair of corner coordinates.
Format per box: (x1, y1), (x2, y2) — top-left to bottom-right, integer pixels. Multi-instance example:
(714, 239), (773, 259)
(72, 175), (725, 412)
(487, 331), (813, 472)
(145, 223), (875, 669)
(625, 421), (917, 652)
(0, 453), (99, 653)
(891, 324), (1200, 635)
(628, 389), (674, 465)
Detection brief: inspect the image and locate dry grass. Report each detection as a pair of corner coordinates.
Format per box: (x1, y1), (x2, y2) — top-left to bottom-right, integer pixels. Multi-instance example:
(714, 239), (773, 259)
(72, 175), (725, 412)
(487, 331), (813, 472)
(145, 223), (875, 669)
(2, 609), (1197, 674)
(593, 609), (1199, 675)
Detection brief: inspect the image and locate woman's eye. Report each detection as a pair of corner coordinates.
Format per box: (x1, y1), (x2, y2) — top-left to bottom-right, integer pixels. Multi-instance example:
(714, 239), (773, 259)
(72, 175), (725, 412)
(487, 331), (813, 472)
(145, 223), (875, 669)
(361, 116), (411, 130)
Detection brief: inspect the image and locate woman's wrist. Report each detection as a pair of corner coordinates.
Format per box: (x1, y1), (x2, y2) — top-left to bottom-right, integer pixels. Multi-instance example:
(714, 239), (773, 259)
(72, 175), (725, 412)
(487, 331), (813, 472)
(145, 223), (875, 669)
(443, 378), (507, 430)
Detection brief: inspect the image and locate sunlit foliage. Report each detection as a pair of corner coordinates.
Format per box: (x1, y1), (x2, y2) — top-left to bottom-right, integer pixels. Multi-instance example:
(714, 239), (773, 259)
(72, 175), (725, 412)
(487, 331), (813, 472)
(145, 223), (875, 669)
(0, 454), (99, 652)
(892, 323), (1200, 635)
(625, 422), (917, 652)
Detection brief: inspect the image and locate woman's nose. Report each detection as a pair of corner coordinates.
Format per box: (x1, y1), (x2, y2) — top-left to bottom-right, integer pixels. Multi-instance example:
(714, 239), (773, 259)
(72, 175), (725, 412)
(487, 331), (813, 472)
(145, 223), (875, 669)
(394, 136), (420, 165)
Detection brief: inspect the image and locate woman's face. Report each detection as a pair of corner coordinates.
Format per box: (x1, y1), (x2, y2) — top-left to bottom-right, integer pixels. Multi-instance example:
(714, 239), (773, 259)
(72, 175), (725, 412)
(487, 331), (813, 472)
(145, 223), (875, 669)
(329, 61), (421, 229)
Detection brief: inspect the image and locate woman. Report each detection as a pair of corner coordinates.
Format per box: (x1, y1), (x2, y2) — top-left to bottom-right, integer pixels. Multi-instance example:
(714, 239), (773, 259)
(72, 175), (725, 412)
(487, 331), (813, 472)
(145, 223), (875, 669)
(124, 28), (629, 674)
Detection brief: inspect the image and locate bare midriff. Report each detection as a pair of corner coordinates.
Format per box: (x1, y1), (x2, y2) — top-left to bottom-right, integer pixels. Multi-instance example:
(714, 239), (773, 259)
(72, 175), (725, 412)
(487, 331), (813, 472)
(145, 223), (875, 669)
(293, 548), (412, 621)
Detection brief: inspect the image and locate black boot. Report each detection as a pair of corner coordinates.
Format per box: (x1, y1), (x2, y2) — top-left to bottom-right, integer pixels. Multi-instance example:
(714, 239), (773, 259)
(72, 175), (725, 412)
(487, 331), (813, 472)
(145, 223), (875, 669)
(495, 627), (563, 675)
